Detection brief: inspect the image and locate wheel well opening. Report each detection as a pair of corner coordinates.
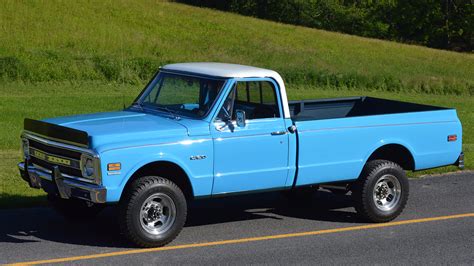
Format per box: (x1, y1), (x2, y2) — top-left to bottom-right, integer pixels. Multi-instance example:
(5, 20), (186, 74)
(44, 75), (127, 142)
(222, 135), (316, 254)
(368, 144), (415, 170)
(122, 161), (194, 201)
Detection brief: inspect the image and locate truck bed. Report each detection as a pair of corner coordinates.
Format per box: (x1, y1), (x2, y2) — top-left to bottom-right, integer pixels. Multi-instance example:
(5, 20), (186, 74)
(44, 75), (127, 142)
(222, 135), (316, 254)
(289, 96), (461, 187)
(289, 96), (449, 121)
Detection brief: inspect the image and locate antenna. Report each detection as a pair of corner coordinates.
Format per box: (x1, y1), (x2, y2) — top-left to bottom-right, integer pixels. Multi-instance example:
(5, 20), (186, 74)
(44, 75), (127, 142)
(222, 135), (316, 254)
(120, 29), (126, 111)
(123, 94), (126, 110)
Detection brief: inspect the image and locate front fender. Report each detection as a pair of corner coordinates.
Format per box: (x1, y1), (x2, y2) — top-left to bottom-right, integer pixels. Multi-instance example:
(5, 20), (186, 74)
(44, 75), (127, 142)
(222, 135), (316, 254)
(119, 154), (194, 191)
(99, 138), (214, 202)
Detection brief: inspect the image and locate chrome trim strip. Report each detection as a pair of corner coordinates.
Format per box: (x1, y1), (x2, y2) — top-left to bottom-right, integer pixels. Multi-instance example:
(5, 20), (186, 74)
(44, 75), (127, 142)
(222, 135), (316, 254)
(213, 132), (285, 140)
(32, 162), (95, 184)
(23, 132), (94, 155)
(62, 172), (97, 184)
(297, 120), (458, 133)
(32, 163), (52, 174)
(271, 131), (288, 136)
(27, 163), (53, 181)
(24, 130), (88, 148)
(101, 138), (212, 153)
(31, 163), (95, 184)
(107, 171), (121, 176)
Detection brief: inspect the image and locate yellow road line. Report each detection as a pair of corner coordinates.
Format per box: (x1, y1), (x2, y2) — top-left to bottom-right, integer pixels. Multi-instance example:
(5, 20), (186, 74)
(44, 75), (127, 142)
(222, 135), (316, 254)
(8, 212), (474, 265)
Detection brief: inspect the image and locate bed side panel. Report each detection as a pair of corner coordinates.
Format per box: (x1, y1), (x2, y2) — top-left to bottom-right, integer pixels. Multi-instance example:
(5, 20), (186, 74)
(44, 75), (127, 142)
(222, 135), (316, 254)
(294, 109), (462, 186)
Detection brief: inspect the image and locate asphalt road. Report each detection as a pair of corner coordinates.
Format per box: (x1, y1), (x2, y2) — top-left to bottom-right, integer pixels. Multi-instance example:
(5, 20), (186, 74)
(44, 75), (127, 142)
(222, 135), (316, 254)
(1, 172), (473, 265)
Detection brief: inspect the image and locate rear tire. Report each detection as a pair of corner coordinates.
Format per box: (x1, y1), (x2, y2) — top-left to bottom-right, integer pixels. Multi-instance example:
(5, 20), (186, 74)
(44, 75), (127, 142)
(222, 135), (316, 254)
(352, 160), (409, 222)
(119, 176), (187, 248)
(47, 194), (104, 220)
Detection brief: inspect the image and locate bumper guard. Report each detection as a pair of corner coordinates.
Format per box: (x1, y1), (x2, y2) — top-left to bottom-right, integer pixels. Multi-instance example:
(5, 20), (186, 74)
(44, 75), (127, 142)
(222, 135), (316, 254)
(18, 162), (106, 203)
(457, 152), (464, 170)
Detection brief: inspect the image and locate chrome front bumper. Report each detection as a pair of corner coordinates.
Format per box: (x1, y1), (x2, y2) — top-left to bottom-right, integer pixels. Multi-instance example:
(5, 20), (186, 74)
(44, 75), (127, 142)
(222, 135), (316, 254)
(18, 162), (106, 203)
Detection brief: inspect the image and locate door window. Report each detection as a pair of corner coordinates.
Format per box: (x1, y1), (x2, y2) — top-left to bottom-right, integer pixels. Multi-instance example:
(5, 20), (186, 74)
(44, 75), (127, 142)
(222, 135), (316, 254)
(217, 81), (280, 121)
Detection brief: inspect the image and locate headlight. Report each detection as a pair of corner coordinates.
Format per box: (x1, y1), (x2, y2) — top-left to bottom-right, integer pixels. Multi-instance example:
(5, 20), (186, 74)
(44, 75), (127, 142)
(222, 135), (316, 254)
(80, 154), (102, 184)
(80, 154), (96, 179)
(84, 158), (94, 177)
(22, 139), (29, 159)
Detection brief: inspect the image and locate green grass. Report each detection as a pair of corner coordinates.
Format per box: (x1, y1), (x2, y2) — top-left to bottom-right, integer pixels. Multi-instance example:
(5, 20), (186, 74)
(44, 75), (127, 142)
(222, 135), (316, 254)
(0, 1), (472, 208)
(0, 1), (473, 94)
(0, 82), (471, 208)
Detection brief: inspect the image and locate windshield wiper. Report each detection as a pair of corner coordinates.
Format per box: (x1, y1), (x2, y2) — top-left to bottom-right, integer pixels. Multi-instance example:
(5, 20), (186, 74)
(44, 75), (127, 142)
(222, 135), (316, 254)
(129, 102), (144, 111)
(155, 105), (181, 120)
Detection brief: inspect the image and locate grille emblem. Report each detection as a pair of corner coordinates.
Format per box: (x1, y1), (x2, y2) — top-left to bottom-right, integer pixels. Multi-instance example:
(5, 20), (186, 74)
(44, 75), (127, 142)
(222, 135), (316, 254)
(32, 149), (72, 166)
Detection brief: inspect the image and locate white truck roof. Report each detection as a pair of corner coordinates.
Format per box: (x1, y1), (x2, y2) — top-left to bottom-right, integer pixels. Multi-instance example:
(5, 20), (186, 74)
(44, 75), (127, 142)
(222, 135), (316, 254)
(162, 62), (278, 78)
(161, 62), (291, 118)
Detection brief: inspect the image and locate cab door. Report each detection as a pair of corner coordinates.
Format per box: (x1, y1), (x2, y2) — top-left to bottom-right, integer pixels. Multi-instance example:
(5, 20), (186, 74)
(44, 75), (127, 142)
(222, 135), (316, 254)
(211, 79), (290, 195)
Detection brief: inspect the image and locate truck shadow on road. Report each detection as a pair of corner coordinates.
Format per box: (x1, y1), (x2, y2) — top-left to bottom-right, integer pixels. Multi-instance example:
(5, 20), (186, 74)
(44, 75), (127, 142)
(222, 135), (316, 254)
(0, 190), (362, 248)
(186, 190), (361, 226)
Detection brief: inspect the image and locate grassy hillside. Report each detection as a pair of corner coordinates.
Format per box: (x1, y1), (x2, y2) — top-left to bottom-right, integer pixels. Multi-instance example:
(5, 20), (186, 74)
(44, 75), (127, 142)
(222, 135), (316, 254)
(0, 1), (472, 208)
(1, 0), (473, 94)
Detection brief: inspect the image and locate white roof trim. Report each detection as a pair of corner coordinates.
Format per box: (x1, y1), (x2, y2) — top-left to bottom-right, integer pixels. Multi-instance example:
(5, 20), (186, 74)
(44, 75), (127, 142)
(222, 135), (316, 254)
(161, 62), (291, 118)
(162, 62), (277, 78)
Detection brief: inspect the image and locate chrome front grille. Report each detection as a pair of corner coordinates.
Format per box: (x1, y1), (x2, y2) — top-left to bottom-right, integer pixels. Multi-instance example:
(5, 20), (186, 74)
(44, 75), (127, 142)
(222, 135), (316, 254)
(23, 132), (101, 185)
(27, 137), (83, 178)
(29, 151), (82, 177)
(28, 138), (81, 160)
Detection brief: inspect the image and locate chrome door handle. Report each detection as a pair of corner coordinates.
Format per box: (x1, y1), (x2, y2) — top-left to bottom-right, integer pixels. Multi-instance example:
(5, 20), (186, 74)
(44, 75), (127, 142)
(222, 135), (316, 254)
(271, 131), (287, 136)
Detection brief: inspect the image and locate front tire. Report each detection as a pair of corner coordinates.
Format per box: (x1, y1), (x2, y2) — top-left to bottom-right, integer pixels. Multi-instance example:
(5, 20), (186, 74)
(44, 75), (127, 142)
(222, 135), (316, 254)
(119, 176), (187, 248)
(352, 160), (409, 222)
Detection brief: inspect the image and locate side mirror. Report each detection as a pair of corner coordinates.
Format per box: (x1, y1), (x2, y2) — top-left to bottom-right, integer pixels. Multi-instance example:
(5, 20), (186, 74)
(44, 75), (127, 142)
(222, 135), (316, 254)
(236, 110), (246, 127)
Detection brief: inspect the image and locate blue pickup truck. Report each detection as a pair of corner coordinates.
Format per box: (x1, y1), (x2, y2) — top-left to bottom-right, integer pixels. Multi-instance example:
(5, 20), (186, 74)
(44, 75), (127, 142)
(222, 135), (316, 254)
(19, 63), (463, 247)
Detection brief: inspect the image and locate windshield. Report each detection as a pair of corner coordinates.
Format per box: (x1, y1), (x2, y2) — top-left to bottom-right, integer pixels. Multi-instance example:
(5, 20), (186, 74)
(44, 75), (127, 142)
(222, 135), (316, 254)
(136, 72), (226, 118)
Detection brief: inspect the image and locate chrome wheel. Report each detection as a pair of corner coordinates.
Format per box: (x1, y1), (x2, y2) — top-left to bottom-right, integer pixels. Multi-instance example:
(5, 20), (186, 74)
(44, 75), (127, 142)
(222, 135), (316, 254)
(372, 174), (401, 211)
(140, 193), (176, 236)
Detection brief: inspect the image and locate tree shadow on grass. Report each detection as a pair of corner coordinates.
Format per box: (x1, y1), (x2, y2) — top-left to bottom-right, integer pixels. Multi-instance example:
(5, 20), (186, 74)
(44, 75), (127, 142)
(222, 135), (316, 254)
(0, 190), (361, 248)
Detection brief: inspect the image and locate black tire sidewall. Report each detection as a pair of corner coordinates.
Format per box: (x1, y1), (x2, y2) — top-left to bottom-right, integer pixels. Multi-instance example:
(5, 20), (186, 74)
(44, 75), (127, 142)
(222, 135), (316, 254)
(126, 177), (187, 245)
(363, 164), (409, 221)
